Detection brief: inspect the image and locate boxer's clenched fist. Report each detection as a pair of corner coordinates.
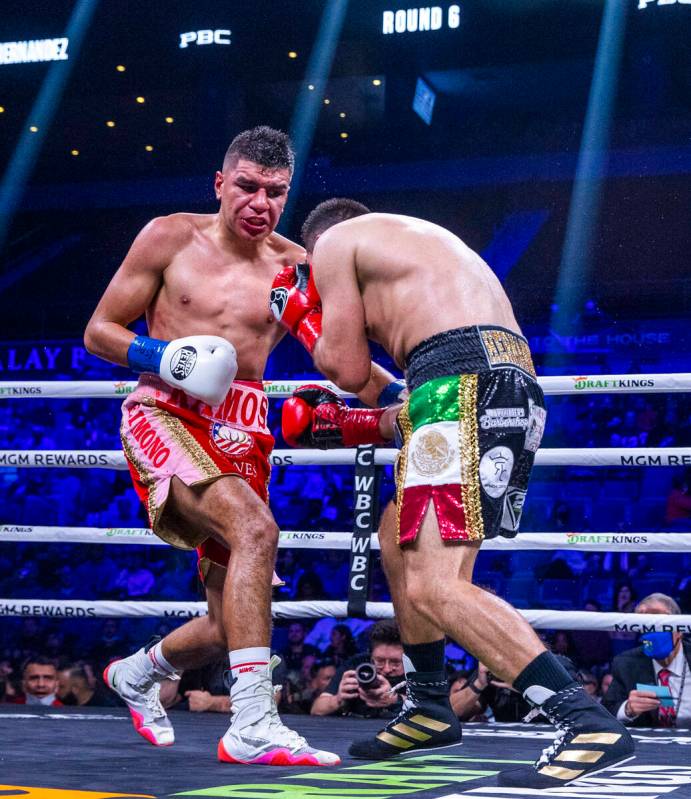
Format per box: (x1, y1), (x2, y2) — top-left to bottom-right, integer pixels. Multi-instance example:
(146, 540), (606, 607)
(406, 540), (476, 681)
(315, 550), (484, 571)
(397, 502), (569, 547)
(282, 385), (389, 449)
(270, 263), (322, 352)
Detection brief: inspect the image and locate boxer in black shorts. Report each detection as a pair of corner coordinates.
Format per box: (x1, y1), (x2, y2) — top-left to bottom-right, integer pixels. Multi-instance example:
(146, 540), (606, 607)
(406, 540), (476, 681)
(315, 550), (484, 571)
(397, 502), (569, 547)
(289, 202), (634, 790)
(396, 325), (546, 546)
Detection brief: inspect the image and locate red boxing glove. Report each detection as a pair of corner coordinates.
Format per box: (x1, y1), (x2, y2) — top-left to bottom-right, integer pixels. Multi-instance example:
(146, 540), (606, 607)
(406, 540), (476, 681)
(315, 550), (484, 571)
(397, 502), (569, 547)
(270, 263), (322, 352)
(282, 385), (390, 449)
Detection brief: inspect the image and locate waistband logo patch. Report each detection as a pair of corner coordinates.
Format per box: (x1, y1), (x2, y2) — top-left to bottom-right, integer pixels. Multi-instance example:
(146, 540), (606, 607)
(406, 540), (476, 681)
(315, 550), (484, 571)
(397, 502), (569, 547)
(411, 429), (453, 476)
(211, 422), (253, 456)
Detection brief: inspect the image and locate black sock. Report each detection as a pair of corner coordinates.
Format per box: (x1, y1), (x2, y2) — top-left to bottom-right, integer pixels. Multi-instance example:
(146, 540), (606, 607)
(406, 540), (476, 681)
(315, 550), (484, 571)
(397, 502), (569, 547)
(513, 651), (577, 696)
(403, 639), (446, 674)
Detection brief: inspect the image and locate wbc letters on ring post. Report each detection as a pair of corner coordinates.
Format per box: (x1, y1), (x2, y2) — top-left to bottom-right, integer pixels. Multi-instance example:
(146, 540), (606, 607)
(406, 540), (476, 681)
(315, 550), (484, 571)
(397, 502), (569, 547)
(347, 445), (381, 617)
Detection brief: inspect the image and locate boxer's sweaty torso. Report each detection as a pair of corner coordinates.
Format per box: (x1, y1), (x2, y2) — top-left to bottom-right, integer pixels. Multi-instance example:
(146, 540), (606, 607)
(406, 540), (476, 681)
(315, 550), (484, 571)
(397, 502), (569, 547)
(146, 212), (302, 380)
(322, 213), (522, 368)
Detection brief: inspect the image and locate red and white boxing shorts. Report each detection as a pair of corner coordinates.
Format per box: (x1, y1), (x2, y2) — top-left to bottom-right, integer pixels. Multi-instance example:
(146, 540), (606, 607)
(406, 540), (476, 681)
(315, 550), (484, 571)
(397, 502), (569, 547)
(120, 374), (275, 581)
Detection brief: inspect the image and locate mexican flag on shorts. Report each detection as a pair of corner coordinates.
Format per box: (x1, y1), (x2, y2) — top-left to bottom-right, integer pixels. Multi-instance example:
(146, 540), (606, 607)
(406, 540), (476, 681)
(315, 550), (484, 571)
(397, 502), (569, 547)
(397, 374), (482, 543)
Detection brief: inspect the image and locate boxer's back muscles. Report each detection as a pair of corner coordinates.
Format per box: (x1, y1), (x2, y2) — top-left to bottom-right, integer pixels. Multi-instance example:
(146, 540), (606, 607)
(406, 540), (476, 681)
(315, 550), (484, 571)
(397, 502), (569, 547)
(312, 213), (521, 368)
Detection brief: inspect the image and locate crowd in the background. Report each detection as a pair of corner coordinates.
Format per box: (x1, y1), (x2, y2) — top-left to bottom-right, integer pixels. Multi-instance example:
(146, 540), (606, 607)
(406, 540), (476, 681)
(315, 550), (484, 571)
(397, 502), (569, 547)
(0, 614), (633, 710)
(1, 371), (690, 716)
(4, 605), (689, 730)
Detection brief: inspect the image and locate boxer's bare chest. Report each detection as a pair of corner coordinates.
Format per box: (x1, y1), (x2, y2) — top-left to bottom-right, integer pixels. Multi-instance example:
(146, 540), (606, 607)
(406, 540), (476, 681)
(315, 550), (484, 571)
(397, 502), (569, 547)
(147, 239), (287, 378)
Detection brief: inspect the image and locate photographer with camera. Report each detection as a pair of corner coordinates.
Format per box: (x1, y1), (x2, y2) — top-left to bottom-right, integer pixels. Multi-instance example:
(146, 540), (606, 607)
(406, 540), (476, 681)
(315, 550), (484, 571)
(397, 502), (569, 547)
(310, 620), (405, 718)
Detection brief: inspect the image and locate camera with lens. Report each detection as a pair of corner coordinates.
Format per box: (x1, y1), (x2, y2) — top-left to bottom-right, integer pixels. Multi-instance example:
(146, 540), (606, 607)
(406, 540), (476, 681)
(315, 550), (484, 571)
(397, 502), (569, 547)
(355, 661), (378, 688)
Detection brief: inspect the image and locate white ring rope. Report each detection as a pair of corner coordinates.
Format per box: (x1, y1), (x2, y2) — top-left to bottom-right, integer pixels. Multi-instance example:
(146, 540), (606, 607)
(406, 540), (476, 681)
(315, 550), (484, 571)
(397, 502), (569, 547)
(0, 599), (688, 633)
(2, 525), (691, 553)
(0, 372), (690, 399)
(1, 447), (690, 470)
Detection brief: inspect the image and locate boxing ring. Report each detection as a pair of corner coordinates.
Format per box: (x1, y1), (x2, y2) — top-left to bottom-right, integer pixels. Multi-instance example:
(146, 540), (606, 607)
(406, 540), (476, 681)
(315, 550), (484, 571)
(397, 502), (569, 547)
(1, 372), (691, 798)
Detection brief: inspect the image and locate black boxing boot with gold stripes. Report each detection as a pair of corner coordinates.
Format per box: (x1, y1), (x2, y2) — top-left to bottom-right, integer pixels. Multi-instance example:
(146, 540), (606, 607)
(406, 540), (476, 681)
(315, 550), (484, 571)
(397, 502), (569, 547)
(348, 671), (461, 760)
(498, 684), (635, 789)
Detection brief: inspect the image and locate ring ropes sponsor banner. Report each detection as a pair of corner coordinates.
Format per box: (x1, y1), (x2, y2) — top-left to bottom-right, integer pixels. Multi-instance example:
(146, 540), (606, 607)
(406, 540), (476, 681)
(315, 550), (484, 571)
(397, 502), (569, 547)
(3, 526), (691, 552)
(1, 447), (690, 469)
(2, 600), (690, 632)
(348, 445), (380, 616)
(0, 372), (690, 398)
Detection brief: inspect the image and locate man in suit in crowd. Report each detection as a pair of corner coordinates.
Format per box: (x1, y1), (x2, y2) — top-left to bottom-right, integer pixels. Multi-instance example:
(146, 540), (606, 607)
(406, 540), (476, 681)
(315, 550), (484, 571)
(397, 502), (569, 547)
(603, 593), (691, 728)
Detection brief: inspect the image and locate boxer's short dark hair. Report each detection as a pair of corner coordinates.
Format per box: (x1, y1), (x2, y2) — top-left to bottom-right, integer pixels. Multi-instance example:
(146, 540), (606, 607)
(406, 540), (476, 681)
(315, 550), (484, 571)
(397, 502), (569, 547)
(223, 126), (295, 174)
(301, 197), (370, 252)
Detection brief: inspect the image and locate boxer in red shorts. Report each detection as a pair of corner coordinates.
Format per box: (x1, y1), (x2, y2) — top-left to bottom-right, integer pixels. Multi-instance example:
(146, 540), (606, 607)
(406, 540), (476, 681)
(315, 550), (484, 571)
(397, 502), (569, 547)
(85, 126), (400, 764)
(121, 375), (281, 584)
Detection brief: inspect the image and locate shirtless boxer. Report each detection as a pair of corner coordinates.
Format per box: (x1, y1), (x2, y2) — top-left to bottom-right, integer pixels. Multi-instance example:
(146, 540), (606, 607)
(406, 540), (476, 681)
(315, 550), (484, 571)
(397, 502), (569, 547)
(84, 129), (399, 765)
(279, 199), (635, 789)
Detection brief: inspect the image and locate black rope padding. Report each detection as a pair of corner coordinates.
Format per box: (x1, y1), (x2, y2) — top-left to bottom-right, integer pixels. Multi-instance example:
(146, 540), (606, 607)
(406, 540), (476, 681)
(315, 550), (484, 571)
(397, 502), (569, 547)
(347, 445), (380, 617)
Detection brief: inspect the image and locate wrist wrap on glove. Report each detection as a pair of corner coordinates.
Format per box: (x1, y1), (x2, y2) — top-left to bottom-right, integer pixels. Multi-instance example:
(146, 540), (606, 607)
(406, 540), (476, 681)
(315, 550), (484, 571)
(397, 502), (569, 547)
(127, 336), (169, 373)
(127, 334), (237, 407)
(282, 385), (390, 449)
(377, 379), (407, 408)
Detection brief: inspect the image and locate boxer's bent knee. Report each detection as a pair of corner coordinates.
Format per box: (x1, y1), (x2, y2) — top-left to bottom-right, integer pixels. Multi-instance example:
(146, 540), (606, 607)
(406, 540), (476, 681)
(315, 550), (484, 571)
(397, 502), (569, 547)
(205, 477), (279, 548)
(241, 516), (280, 560)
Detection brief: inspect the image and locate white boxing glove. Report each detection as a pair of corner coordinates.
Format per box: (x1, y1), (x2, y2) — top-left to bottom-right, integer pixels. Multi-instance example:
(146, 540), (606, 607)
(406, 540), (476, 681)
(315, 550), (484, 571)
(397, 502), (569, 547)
(127, 334), (237, 406)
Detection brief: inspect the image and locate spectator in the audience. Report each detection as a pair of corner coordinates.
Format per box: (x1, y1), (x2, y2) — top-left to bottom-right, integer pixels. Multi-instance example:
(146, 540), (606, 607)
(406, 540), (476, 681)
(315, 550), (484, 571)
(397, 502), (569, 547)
(603, 593), (691, 728)
(614, 582), (637, 613)
(295, 573), (325, 601)
(322, 623), (358, 667)
(308, 659), (337, 703)
(610, 581), (638, 657)
(273, 548), (305, 598)
(570, 599), (612, 670)
(311, 619), (405, 717)
(0, 660), (17, 702)
(666, 470), (691, 529)
(600, 672), (613, 699)
(577, 670), (599, 698)
(627, 554), (653, 583)
(304, 617), (372, 652)
(550, 630), (577, 660)
(88, 619), (129, 672)
(281, 622), (320, 673)
(57, 664), (121, 707)
(9, 657), (62, 706)
(282, 658), (337, 714)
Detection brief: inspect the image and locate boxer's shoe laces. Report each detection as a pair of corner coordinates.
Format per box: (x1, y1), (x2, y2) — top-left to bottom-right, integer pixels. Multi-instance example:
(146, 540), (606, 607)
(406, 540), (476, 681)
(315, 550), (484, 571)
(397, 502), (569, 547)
(142, 681), (166, 720)
(527, 687), (582, 768)
(536, 724), (570, 767)
(388, 680), (417, 723)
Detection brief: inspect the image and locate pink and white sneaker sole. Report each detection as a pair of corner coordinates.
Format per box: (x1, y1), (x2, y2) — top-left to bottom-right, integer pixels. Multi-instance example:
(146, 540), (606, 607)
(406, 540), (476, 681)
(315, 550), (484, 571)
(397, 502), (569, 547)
(217, 738), (340, 766)
(103, 661), (174, 748)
